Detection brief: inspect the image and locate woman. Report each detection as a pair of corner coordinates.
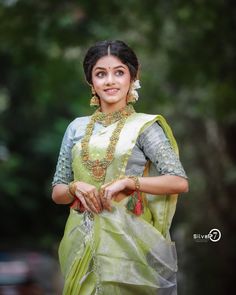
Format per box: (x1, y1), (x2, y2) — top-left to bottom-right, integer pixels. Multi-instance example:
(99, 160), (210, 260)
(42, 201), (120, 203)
(52, 40), (188, 295)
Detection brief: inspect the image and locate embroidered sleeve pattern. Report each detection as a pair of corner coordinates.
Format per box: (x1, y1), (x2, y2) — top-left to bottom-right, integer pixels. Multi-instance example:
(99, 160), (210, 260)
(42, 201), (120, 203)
(137, 122), (187, 178)
(155, 140), (187, 178)
(52, 123), (75, 186)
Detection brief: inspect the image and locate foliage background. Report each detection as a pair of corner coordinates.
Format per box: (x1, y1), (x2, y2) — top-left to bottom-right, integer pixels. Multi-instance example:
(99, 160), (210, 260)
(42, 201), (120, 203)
(0, 0), (235, 294)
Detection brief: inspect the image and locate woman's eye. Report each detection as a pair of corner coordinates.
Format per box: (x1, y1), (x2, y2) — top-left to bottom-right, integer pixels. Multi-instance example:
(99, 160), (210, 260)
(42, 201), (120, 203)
(115, 70), (124, 76)
(96, 71), (106, 78)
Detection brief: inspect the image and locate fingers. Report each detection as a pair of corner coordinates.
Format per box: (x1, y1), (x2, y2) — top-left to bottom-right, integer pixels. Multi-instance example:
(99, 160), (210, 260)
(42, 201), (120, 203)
(72, 180), (124, 214)
(86, 192), (100, 213)
(93, 190), (103, 211)
(76, 192), (91, 212)
(75, 188), (101, 214)
(100, 187), (113, 212)
(100, 188), (108, 211)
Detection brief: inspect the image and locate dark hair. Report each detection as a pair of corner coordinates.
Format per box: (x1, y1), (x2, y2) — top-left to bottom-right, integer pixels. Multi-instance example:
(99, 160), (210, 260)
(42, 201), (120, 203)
(83, 40), (139, 84)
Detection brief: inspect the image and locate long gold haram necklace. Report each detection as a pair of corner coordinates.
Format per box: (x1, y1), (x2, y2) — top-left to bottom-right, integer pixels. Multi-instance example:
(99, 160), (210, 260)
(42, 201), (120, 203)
(81, 105), (135, 181)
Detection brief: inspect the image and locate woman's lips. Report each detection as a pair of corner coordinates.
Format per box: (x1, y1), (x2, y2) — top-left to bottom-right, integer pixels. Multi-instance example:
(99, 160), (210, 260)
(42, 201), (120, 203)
(104, 88), (119, 95)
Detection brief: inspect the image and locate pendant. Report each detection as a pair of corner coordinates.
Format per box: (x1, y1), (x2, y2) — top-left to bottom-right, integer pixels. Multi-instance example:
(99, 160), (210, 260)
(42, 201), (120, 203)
(92, 163), (106, 179)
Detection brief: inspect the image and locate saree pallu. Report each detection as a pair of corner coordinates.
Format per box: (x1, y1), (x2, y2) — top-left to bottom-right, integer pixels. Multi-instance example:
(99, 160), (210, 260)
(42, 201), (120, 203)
(59, 113), (179, 295)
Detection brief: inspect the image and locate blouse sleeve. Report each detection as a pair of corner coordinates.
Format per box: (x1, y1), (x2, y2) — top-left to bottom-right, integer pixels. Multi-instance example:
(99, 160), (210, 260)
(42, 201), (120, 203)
(52, 122), (75, 186)
(137, 122), (187, 178)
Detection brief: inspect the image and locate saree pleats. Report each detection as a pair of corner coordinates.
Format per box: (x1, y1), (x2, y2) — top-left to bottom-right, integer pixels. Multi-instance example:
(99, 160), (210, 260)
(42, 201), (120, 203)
(59, 204), (177, 294)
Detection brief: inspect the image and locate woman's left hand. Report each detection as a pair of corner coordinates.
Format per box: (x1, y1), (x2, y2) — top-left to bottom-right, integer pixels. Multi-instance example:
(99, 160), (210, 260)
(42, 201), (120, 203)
(100, 178), (130, 211)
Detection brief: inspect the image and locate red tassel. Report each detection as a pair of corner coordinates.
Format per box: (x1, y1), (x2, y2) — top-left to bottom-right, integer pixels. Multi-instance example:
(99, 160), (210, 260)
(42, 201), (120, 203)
(133, 191), (143, 216)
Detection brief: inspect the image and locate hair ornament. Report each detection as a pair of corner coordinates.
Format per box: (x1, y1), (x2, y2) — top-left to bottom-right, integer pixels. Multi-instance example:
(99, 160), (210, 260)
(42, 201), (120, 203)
(127, 79), (141, 103)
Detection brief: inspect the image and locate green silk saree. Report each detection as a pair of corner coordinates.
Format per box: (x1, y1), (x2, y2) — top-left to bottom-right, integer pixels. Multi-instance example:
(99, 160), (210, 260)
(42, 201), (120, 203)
(59, 112), (179, 294)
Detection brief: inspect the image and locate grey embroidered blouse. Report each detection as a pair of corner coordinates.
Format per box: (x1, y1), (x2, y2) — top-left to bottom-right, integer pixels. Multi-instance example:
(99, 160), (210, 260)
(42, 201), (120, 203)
(52, 116), (187, 186)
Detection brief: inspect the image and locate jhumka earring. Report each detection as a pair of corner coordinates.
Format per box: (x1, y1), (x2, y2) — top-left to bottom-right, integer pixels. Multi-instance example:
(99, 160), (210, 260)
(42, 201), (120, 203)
(127, 80), (141, 104)
(90, 85), (100, 107)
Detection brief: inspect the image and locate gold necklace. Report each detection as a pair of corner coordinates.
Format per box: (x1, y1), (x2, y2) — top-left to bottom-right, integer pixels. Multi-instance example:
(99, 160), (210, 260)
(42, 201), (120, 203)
(81, 104), (135, 181)
(94, 104), (135, 127)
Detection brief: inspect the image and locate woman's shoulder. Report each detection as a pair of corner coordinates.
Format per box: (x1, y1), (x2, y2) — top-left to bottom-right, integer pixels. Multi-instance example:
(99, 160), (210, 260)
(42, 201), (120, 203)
(134, 112), (173, 143)
(60, 115), (92, 143)
(133, 112), (168, 131)
(138, 119), (167, 143)
(67, 115), (91, 131)
(135, 111), (166, 121)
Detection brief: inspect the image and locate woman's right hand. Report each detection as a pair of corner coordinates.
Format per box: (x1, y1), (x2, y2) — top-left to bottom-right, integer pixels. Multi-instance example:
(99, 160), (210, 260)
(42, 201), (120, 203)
(71, 181), (102, 214)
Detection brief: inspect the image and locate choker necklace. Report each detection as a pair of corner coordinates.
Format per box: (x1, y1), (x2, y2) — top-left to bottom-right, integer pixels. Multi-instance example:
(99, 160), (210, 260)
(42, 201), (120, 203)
(81, 104), (135, 181)
(93, 104), (135, 127)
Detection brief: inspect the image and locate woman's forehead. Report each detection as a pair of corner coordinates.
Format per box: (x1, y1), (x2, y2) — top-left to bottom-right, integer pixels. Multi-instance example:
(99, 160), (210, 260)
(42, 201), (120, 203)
(93, 55), (127, 70)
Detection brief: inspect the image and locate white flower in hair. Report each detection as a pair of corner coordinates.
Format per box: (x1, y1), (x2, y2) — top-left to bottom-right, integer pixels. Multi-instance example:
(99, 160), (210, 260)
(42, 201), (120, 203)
(133, 79), (141, 90)
(130, 79), (141, 101)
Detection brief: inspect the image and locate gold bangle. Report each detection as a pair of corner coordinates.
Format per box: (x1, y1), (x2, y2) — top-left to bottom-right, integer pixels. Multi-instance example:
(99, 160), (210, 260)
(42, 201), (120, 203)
(127, 176), (140, 191)
(68, 180), (77, 196)
(102, 175), (141, 191)
(66, 180), (78, 202)
(66, 187), (75, 202)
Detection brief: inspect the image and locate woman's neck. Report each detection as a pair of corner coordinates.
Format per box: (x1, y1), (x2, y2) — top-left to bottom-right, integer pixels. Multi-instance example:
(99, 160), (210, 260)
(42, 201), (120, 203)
(100, 101), (127, 114)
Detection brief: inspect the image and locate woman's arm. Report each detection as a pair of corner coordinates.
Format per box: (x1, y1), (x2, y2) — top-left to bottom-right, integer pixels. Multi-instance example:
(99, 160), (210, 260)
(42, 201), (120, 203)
(52, 184), (72, 204)
(100, 175), (188, 207)
(123, 175), (189, 195)
(52, 182), (102, 213)
(101, 122), (189, 202)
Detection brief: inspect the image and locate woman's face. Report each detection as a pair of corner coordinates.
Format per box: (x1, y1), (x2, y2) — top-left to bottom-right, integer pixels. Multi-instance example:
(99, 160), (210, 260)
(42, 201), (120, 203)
(91, 55), (131, 112)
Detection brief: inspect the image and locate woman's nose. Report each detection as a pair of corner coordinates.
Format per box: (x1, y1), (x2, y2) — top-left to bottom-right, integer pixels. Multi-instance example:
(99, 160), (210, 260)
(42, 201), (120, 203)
(105, 73), (115, 85)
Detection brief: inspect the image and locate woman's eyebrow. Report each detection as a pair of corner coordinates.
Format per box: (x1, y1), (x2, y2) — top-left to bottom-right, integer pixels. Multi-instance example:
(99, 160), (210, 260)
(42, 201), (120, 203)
(94, 65), (126, 71)
(113, 65), (126, 69)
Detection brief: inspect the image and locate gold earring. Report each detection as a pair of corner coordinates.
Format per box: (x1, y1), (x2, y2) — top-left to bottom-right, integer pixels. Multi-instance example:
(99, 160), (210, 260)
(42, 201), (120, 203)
(90, 86), (100, 107)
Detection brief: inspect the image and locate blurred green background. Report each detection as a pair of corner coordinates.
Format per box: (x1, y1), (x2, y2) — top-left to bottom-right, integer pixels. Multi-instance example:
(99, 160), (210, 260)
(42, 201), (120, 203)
(0, 0), (235, 294)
